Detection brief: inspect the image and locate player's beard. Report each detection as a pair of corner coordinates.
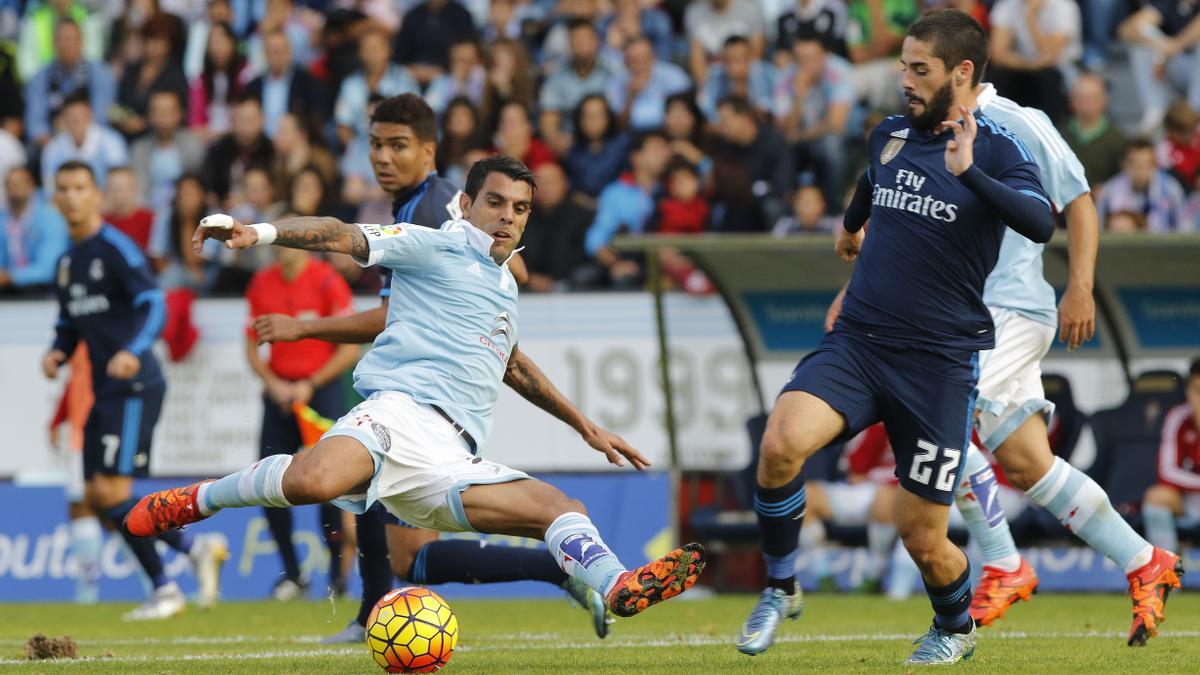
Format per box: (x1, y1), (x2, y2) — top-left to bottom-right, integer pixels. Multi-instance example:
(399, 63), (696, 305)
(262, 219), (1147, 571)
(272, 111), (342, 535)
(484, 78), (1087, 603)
(908, 80), (955, 134)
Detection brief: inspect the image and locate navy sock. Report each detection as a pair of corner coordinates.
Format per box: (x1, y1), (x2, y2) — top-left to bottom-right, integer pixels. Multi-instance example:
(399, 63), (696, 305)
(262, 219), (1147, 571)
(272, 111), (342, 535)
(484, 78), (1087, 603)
(156, 528), (193, 554)
(320, 503), (344, 586)
(263, 507), (302, 581)
(755, 474), (806, 595)
(355, 505), (395, 627)
(925, 561), (973, 634)
(408, 540), (568, 586)
(106, 497), (168, 588)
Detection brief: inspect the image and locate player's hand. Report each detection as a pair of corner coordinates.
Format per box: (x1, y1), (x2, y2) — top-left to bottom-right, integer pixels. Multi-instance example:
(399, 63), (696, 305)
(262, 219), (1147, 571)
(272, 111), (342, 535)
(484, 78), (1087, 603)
(581, 423), (651, 471)
(1057, 284), (1096, 351)
(107, 350), (141, 380)
(42, 350), (67, 379)
(193, 214), (258, 255)
(265, 377), (293, 410)
(941, 105), (976, 176)
(835, 227), (864, 262)
(291, 379), (314, 406)
(254, 314), (306, 343)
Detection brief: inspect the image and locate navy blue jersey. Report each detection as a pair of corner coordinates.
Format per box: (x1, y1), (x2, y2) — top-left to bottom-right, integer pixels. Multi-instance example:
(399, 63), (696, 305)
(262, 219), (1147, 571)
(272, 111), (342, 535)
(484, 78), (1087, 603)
(839, 113), (1050, 352)
(52, 225), (165, 395)
(380, 172), (463, 299)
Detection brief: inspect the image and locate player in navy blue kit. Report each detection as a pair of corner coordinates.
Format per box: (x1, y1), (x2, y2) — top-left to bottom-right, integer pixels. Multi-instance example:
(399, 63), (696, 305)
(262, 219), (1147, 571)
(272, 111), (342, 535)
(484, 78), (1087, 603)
(42, 161), (224, 620)
(737, 12), (1055, 665)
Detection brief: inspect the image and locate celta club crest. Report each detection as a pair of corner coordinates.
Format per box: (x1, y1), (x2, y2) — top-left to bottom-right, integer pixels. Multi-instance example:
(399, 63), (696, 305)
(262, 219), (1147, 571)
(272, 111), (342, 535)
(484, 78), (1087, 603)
(881, 138), (905, 165)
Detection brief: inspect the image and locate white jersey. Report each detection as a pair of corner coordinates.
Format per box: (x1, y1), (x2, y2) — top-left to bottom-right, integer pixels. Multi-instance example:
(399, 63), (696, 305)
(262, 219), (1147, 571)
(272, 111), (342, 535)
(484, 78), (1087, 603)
(976, 84), (1090, 328)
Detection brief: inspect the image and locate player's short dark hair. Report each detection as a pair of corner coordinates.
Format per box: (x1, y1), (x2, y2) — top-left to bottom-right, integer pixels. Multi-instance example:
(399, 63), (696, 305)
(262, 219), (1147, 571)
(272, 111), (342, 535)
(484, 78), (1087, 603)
(907, 9), (990, 87)
(55, 160), (96, 184)
(464, 155), (536, 200)
(370, 93), (438, 144)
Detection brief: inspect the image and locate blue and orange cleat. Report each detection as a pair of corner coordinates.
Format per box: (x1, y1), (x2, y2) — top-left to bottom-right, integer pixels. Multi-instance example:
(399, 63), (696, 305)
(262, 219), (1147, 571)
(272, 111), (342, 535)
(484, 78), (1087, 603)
(124, 481), (212, 537)
(1127, 547), (1184, 647)
(969, 558), (1039, 627)
(605, 543), (706, 618)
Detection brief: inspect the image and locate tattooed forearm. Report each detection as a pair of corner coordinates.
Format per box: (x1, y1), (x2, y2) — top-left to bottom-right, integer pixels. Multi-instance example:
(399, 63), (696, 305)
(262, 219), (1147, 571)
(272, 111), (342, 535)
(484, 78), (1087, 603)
(272, 217), (370, 260)
(504, 349), (585, 432)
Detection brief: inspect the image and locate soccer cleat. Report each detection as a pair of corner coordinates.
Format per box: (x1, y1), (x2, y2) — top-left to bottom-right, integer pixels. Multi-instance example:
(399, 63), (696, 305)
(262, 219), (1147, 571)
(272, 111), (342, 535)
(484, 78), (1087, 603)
(605, 542), (706, 618)
(190, 533), (229, 610)
(1127, 547), (1184, 647)
(319, 620), (366, 645)
(969, 558), (1039, 627)
(904, 623), (976, 665)
(122, 582), (186, 621)
(737, 587), (804, 655)
(272, 575), (311, 601)
(563, 577), (612, 638)
(123, 481), (211, 537)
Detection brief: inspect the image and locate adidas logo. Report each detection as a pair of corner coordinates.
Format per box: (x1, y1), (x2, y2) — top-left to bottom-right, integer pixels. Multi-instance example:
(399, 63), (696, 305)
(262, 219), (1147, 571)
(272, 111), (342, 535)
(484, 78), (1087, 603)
(467, 262), (482, 277)
(891, 128), (910, 139)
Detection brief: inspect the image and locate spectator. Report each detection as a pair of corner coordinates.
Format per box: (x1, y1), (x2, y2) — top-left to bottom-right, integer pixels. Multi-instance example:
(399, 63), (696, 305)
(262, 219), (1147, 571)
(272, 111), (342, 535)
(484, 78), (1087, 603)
(130, 89), (204, 211)
(1080, 0), (1130, 71)
(480, 0), (521, 44)
(652, 158), (709, 236)
(1160, 102), (1200, 187)
(0, 125), (25, 201)
(271, 113), (336, 198)
(244, 0), (321, 75)
(606, 37), (691, 131)
(601, 0), (674, 63)
(699, 35), (775, 120)
(231, 164), (286, 225)
(1059, 73), (1127, 189)
(335, 25), (419, 146)
(773, 184), (838, 236)
(184, 0), (234, 82)
(108, 0), (187, 72)
(774, 28), (853, 214)
(480, 38), (536, 135)
(845, 0), (918, 113)
(286, 165), (331, 218)
(1141, 358), (1200, 556)
(17, 0), (106, 82)
(434, 96), (483, 187)
(202, 96), (275, 206)
(0, 166), (69, 294)
(988, 0), (1082, 124)
(492, 102), (556, 172)
(341, 94), (391, 218)
(188, 21), (252, 139)
(0, 37), (23, 136)
(23, 19), (116, 147)
(1097, 138), (1191, 233)
(1119, 2), (1200, 134)
(40, 94), (129, 189)
(1105, 209), (1148, 232)
(522, 162), (593, 292)
(564, 94), (631, 201)
(539, 19), (619, 156)
(103, 167), (155, 251)
(150, 173), (210, 288)
(112, 15), (190, 140)
(709, 94), (794, 232)
(393, 0), (477, 86)
(584, 130), (671, 288)
(685, 0), (766, 86)
(245, 29), (328, 138)
(219, 164), (282, 293)
(663, 93), (710, 173)
(424, 39), (488, 117)
(775, 0), (849, 58)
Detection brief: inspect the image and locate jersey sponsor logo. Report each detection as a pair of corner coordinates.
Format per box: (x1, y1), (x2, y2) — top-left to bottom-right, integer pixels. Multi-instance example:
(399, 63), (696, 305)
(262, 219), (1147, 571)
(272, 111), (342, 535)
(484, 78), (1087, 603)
(881, 138), (905, 164)
(66, 282), (110, 317)
(871, 168), (959, 223)
(478, 335), (510, 364)
(558, 533), (608, 568)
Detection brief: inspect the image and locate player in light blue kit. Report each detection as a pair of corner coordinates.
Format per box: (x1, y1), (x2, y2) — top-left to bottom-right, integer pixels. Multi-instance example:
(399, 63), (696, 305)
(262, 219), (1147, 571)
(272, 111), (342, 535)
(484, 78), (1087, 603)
(124, 155), (706, 620)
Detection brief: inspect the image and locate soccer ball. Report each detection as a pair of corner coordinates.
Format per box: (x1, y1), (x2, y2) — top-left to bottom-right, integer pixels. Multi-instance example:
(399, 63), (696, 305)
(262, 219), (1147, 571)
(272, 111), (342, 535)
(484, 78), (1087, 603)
(365, 587), (458, 672)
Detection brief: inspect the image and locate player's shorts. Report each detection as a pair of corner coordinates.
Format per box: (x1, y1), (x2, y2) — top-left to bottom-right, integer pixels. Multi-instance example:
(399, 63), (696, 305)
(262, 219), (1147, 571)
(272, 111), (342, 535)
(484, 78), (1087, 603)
(782, 329), (979, 505)
(974, 308), (1057, 451)
(64, 448), (85, 503)
(818, 482), (879, 526)
(323, 391), (529, 532)
(82, 384), (165, 480)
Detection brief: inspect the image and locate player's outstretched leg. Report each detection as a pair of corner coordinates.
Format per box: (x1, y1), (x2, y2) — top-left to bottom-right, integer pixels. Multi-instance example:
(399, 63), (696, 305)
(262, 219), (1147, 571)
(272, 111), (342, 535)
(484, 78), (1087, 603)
(953, 443), (1038, 627)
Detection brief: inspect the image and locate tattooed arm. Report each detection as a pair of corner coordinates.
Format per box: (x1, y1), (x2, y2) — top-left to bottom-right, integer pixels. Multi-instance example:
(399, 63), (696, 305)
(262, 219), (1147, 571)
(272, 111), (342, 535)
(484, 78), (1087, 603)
(192, 216), (371, 263)
(504, 345), (651, 470)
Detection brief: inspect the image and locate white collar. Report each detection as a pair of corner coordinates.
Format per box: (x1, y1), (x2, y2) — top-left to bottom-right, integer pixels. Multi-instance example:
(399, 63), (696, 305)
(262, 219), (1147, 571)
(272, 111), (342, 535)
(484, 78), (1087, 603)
(976, 82), (997, 111)
(443, 218), (496, 259)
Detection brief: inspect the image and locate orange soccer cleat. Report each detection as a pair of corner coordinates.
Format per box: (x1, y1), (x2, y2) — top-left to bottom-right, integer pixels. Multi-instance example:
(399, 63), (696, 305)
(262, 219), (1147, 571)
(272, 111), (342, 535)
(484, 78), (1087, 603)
(123, 481), (212, 537)
(969, 558), (1039, 627)
(605, 543), (706, 618)
(1127, 547), (1184, 647)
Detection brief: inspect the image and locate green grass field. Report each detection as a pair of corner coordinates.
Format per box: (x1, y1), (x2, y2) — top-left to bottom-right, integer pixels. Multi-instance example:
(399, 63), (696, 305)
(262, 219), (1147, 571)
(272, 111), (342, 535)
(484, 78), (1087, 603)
(1, 593), (1197, 673)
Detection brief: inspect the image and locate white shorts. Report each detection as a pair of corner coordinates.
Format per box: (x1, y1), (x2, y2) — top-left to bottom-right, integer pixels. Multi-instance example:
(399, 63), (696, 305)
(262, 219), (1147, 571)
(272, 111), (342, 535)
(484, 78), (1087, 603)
(323, 392), (529, 533)
(820, 482), (879, 526)
(64, 449), (85, 503)
(975, 308), (1057, 450)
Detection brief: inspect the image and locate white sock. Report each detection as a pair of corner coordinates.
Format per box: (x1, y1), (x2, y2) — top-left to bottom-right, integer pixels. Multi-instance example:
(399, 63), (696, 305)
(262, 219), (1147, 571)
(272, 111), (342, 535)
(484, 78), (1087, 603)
(544, 512), (627, 598)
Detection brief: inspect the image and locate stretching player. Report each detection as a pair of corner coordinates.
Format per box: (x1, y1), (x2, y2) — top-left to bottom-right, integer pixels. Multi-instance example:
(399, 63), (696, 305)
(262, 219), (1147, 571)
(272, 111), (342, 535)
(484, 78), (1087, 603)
(125, 155), (706, 623)
(43, 161), (224, 619)
(254, 95), (606, 644)
(737, 11), (1055, 664)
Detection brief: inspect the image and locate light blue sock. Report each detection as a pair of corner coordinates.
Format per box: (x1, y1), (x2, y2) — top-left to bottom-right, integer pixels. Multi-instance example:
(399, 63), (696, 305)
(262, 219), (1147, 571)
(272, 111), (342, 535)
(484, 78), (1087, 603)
(954, 444), (1020, 571)
(69, 516), (103, 604)
(197, 455), (294, 515)
(1142, 503), (1178, 553)
(545, 512), (627, 598)
(1026, 457), (1153, 573)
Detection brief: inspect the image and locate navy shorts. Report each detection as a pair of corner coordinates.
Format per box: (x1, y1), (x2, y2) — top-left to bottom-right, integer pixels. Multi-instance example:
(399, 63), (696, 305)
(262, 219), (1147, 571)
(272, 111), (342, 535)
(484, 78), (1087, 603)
(782, 329), (979, 505)
(83, 384), (165, 479)
(260, 380), (348, 458)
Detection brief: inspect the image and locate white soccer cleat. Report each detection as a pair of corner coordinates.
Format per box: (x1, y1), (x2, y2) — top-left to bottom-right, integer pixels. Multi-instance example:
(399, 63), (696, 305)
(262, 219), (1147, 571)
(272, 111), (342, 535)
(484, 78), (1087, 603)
(123, 581), (186, 621)
(190, 533), (229, 610)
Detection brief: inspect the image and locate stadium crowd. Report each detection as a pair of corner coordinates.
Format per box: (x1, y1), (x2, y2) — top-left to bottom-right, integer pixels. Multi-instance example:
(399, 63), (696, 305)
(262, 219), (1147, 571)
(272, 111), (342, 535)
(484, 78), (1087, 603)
(0, 0), (1197, 301)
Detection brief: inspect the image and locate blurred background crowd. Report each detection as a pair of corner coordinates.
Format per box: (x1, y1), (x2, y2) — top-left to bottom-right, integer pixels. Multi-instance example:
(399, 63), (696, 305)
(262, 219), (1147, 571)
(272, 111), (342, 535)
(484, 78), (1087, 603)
(0, 0), (1196, 301)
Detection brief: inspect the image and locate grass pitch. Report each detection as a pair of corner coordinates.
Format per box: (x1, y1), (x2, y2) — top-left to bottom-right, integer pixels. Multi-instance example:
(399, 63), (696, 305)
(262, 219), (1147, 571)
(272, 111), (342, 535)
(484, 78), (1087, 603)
(1, 592), (1196, 673)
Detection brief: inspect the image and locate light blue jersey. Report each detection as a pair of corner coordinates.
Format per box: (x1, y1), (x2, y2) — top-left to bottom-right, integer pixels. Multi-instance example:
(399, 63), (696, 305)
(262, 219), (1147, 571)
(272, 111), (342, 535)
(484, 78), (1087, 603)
(353, 219), (519, 452)
(977, 84), (1090, 328)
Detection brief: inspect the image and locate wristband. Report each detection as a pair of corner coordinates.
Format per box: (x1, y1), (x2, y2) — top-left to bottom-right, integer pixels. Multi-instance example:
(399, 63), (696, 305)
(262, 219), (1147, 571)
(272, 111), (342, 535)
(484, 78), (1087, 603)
(249, 222), (277, 246)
